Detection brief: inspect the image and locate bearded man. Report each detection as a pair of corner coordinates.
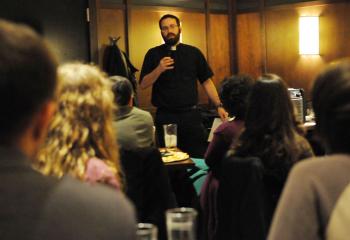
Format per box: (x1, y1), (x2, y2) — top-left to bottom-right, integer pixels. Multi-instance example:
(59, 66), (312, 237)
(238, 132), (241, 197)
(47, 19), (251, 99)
(140, 14), (227, 157)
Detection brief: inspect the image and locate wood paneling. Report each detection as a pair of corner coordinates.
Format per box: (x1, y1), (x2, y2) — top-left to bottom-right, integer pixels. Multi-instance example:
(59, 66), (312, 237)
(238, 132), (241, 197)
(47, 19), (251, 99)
(237, 12), (263, 79)
(129, 9), (208, 110)
(209, 13), (231, 87)
(236, 2), (350, 98)
(264, 3), (350, 98)
(320, 3), (350, 61)
(97, 8), (125, 65)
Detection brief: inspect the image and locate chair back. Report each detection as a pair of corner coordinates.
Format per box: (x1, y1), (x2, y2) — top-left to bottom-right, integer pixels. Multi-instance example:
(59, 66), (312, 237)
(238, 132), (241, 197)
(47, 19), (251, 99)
(120, 147), (176, 239)
(217, 154), (268, 240)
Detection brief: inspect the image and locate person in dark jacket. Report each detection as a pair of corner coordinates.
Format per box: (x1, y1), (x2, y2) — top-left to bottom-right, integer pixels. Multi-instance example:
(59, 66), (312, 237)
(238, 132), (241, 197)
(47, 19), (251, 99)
(0, 19), (136, 240)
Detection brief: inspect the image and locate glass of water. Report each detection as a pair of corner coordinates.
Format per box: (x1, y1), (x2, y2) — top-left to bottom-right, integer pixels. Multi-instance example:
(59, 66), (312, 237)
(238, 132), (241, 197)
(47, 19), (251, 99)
(166, 208), (197, 240)
(136, 223), (158, 240)
(163, 124), (177, 148)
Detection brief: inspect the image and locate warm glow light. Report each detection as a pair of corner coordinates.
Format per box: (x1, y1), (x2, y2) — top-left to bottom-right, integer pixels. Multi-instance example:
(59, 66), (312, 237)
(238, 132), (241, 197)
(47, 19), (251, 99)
(299, 16), (319, 55)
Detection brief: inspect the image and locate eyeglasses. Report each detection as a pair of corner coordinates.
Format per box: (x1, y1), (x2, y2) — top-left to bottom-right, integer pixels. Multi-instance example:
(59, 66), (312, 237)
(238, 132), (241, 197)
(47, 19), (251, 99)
(160, 24), (179, 32)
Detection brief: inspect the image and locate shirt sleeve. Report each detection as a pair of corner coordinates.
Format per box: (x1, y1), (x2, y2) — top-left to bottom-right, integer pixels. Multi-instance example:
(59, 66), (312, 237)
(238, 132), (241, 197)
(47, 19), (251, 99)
(196, 48), (213, 84)
(268, 162), (321, 240)
(205, 130), (228, 171)
(140, 49), (156, 84)
(84, 158), (120, 190)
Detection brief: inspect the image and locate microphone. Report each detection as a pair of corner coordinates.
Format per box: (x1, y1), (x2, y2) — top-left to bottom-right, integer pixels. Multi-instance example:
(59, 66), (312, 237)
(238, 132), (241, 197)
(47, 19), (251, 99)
(167, 46), (175, 68)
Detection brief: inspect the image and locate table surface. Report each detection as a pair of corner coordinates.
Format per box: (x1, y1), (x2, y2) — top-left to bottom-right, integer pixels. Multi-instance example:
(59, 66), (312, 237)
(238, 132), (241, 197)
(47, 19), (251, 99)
(159, 148), (195, 168)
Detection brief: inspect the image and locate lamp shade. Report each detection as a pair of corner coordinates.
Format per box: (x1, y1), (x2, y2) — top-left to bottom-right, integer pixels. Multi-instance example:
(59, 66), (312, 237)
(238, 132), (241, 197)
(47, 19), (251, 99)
(299, 16), (319, 55)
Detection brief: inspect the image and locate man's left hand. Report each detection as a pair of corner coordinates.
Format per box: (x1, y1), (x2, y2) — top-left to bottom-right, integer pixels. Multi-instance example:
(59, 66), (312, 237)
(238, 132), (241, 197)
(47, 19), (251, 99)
(217, 107), (228, 121)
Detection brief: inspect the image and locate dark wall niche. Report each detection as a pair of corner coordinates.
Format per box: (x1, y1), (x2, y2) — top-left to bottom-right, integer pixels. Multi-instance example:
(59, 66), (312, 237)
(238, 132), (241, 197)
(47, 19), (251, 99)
(0, 0), (90, 62)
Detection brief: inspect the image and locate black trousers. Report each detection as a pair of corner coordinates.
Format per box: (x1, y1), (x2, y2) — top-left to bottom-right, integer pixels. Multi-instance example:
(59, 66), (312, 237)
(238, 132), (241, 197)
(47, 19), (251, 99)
(155, 107), (208, 158)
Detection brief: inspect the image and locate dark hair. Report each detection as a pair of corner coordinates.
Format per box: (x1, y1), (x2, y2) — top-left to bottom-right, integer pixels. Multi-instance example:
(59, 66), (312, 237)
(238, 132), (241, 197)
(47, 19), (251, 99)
(312, 59), (350, 153)
(219, 74), (254, 119)
(234, 74), (301, 168)
(159, 14), (180, 29)
(0, 20), (57, 144)
(110, 76), (133, 106)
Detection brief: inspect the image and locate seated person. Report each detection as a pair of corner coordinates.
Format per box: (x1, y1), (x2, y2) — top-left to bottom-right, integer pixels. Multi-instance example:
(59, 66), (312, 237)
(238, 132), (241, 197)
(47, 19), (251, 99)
(269, 59), (350, 240)
(200, 74), (254, 240)
(0, 20), (135, 239)
(228, 74), (314, 236)
(205, 74), (254, 174)
(36, 63), (123, 190)
(110, 76), (154, 150)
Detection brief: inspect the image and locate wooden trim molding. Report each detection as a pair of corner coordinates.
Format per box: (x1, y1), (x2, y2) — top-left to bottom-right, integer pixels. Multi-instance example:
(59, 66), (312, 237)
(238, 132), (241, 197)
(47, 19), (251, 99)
(259, 0), (267, 74)
(124, 0), (130, 55)
(228, 0), (238, 74)
(88, 0), (99, 63)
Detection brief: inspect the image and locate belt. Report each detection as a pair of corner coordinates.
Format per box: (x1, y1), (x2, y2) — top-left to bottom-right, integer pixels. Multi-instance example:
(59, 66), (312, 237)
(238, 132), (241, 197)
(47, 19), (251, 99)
(157, 105), (197, 113)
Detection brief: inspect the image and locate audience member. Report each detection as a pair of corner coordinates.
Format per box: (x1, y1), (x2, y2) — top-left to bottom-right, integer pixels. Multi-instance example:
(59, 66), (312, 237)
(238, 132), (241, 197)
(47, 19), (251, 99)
(110, 75), (154, 150)
(230, 74), (314, 227)
(205, 74), (254, 173)
(269, 59), (350, 240)
(37, 63), (123, 190)
(0, 20), (136, 240)
(200, 75), (254, 240)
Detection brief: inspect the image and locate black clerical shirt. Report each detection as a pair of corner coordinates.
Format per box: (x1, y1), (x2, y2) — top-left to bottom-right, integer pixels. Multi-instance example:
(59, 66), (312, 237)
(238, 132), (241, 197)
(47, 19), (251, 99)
(140, 43), (213, 109)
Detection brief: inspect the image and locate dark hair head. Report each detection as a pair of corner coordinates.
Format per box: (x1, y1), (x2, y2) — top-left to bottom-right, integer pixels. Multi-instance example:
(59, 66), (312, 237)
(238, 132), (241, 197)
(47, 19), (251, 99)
(110, 76), (133, 106)
(219, 74), (254, 119)
(234, 74), (301, 168)
(245, 74), (295, 133)
(159, 14), (180, 29)
(0, 20), (57, 144)
(312, 59), (350, 153)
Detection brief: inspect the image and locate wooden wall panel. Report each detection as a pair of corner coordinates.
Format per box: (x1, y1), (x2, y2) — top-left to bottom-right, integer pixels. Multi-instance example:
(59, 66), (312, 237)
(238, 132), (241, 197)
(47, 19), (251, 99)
(97, 8), (125, 65)
(320, 3), (350, 61)
(264, 2), (350, 98)
(129, 8), (208, 110)
(237, 12), (263, 79)
(209, 13), (231, 87)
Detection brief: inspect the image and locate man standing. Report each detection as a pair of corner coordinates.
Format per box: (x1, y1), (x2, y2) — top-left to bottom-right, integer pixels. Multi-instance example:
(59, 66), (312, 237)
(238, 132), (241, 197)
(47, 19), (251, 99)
(0, 20), (136, 240)
(111, 75), (154, 150)
(140, 14), (228, 157)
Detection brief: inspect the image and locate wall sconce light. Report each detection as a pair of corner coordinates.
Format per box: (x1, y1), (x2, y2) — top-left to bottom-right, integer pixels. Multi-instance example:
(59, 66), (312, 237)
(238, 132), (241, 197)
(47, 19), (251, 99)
(299, 16), (319, 55)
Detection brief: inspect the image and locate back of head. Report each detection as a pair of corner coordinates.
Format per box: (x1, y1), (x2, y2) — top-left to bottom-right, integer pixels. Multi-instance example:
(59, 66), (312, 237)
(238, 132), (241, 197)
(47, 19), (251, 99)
(0, 20), (57, 145)
(38, 63), (121, 183)
(235, 74), (300, 167)
(219, 74), (254, 119)
(312, 59), (350, 153)
(245, 74), (295, 135)
(110, 76), (133, 106)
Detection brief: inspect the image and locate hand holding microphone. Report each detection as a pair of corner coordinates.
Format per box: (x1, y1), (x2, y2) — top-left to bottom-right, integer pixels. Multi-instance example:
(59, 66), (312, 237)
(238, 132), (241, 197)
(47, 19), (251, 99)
(158, 56), (174, 73)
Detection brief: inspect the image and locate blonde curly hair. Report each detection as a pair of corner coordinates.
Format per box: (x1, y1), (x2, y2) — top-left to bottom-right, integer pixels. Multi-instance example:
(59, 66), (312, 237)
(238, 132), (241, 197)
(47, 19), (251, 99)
(36, 62), (122, 187)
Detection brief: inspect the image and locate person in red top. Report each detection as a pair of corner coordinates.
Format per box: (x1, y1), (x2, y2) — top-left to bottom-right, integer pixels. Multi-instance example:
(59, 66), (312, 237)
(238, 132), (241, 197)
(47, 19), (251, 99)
(37, 63), (123, 191)
(200, 75), (254, 240)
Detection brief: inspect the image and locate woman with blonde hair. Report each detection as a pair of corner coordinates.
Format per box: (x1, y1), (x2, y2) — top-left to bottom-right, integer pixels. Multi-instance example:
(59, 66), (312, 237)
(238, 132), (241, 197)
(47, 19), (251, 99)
(36, 62), (122, 189)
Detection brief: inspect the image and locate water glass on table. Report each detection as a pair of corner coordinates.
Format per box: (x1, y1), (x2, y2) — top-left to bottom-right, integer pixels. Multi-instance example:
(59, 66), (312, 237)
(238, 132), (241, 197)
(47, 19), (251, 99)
(163, 124), (177, 148)
(166, 208), (197, 240)
(136, 223), (158, 240)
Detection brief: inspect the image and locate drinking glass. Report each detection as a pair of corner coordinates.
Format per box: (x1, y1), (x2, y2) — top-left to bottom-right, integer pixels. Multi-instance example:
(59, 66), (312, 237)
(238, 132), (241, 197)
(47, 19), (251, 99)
(163, 124), (177, 148)
(166, 208), (197, 240)
(136, 223), (158, 240)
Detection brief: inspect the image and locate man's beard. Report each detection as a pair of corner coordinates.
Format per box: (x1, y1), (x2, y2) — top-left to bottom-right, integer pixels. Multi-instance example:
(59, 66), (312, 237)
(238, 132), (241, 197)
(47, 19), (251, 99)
(162, 32), (181, 46)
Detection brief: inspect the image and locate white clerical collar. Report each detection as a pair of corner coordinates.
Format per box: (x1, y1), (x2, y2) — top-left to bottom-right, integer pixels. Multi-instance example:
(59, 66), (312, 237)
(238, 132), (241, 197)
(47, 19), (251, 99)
(170, 42), (181, 50)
